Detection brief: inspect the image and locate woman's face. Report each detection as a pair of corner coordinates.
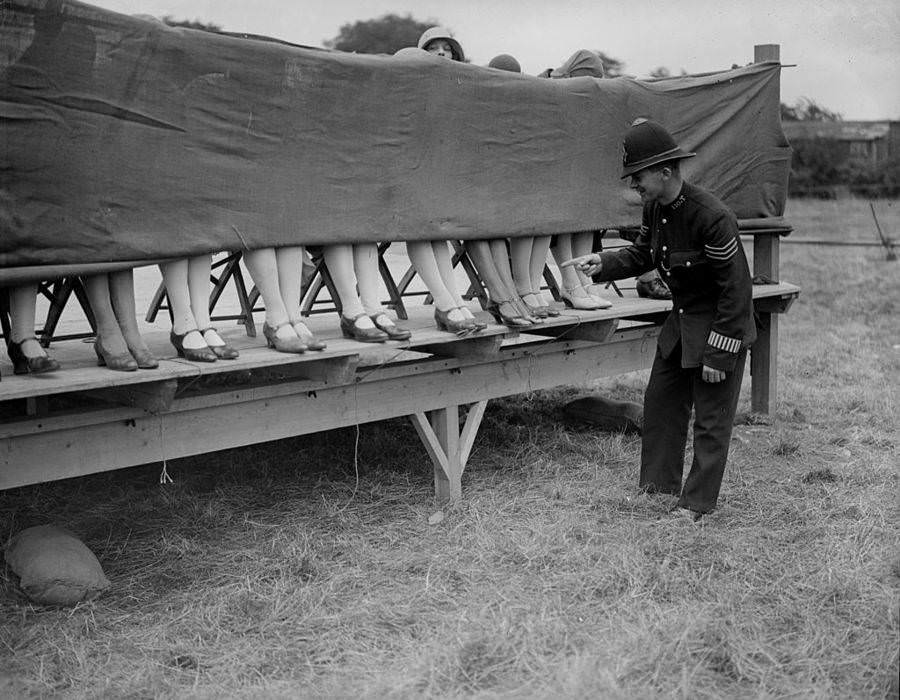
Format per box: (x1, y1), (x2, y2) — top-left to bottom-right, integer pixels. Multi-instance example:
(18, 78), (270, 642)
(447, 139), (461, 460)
(425, 39), (455, 60)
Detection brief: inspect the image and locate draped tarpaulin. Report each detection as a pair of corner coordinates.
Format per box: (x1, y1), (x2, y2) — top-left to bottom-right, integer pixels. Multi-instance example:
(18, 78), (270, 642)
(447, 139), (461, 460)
(0, 0), (791, 284)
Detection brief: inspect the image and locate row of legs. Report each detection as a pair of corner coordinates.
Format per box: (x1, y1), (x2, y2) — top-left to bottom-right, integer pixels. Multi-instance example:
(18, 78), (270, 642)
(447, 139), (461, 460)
(2, 272), (155, 377)
(3, 234), (670, 376)
(2, 243), (405, 376)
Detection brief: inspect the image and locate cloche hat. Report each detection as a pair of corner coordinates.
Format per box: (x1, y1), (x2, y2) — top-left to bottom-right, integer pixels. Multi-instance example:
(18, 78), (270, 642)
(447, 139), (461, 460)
(550, 50), (605, 79)
(417, 26), (465, 62)
(620, 118), (695, 178)
(488, 54), (521, 73)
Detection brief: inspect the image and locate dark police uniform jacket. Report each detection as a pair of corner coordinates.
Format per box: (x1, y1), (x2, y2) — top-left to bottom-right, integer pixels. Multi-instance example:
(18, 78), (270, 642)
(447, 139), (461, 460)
(595, 182), (756, 372)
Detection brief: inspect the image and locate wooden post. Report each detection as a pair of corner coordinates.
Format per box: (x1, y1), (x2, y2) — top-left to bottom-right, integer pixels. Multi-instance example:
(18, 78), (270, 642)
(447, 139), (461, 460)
(411, 407), (461, 503)
(754, 44), (780, 63)
(751, 311), (778, 414)
(751, 230), (780, 414)
(748, 43), (782, 415)
(409, 400), (488, 503)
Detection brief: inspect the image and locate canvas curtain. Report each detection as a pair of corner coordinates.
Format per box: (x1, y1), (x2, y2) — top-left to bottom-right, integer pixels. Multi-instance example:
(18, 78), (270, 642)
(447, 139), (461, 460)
(0, 0), (791, 283)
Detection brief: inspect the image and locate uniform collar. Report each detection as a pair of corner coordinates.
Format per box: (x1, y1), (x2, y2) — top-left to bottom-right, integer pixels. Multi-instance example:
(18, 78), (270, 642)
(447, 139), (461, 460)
(661, 182), (688, 212)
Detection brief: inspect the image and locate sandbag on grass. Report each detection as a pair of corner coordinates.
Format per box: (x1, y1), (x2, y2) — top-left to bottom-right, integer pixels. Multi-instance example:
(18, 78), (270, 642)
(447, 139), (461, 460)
(4, 525), (110, 606)
(563, 396), (643, 434)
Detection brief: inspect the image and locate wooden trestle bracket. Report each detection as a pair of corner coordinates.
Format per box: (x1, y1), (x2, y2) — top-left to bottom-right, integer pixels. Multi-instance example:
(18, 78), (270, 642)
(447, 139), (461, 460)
(410, 400), (488, 503)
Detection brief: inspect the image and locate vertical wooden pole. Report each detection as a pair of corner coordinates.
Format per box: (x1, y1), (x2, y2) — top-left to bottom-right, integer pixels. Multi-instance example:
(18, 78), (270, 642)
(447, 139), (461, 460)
(751, 312), (778, 414)
(750, 43), (781, 414)
(754, 44), (780, 62)
(751, 234), (780, 414)
(430, 406), (461, 503)
(410, 401), (488, 503)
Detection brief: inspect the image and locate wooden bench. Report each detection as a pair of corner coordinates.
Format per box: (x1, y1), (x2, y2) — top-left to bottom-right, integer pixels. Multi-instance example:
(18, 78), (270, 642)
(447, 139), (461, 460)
(1, 228), (799, 502)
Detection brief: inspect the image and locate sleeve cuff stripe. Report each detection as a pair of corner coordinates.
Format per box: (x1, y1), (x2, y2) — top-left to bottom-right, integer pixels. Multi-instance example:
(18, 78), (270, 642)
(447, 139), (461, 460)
(708, 331), (741, 353)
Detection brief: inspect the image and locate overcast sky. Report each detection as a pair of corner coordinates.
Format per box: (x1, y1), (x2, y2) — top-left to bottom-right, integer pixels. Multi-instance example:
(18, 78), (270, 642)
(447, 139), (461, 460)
(88, 0), (899, 120)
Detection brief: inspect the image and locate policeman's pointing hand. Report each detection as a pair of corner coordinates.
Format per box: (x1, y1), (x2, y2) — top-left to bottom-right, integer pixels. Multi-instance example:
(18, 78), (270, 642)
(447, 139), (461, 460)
(560, 254), (602, 277)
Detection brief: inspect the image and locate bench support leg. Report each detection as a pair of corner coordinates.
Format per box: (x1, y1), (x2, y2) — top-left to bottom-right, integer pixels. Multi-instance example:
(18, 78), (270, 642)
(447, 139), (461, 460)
(751, 232), (781, 414)
(410, 400), (488, 503)
(750, 312), (778, 414)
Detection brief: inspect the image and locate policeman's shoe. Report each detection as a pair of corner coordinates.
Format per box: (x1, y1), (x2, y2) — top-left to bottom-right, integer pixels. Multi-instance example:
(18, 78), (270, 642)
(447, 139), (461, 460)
(667, 506), (704, 524)
(636, 277), (672, 300)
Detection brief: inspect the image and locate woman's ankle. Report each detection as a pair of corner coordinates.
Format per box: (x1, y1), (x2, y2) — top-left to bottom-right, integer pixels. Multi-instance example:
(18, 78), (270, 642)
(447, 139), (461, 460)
(14, 337), (46, 358)
(202, 328), (225, 347)
(343, 313), (375, 329)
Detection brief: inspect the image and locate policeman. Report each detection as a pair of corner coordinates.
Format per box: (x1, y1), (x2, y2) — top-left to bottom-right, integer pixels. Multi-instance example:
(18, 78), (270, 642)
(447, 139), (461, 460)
(565, 119), (757, 521)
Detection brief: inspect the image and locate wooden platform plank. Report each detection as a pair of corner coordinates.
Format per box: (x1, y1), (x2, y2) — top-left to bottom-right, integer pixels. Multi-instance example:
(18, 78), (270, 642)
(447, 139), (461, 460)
(525, 319), (619, 344)
(0, 284), (798, 403)
(85, 379), (178, 413)
(414, 335), (504, 360)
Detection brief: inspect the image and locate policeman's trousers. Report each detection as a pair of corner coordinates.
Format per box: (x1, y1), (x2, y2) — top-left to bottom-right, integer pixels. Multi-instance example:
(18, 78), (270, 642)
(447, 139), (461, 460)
(639, 344), (747, 513)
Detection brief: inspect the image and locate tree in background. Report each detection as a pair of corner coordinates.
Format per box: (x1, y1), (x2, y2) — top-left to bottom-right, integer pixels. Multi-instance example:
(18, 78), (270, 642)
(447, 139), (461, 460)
(782, 99), (843, 196)
(162, 16), (222, 32)
(781, 97), (842, 123)
(780, 98), (898, 197)
(594, 51), (626, 77)
(325, 14), (438, 55)
(648, 66), (688, 78)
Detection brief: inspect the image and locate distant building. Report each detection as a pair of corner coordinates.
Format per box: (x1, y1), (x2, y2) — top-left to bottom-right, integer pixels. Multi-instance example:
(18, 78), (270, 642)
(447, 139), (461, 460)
(782, 120), (900, 167)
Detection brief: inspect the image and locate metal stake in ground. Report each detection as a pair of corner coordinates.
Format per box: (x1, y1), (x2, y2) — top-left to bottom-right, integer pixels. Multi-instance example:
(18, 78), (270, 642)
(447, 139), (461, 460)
(869, 202), (897, 261)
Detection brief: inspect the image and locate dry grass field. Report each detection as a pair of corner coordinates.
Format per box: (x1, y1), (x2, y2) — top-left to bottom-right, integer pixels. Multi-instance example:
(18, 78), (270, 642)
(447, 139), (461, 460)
(1, 198), (898, 699)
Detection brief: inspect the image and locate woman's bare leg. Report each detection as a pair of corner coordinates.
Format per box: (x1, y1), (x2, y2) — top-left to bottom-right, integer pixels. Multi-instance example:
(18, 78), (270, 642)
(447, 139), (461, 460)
(466, 240), (512, 303)
(161, 259), (206, 350)
(509, 237), (534, 297)
(406, 241), (468, 326)
(488, 239), (517, 297)
(7, 284), (37, 344)
(84, 274), (129, 355)
(353, 243), (385, 316)
(529, 235), (552, 299)
(110, 268), (154, 356)
(187, 255), (212, 328)
(353, 243), (407, 338)
(8, 284), (54, 362)
(551, 234), (584, 292)
(243, 248), (298, 341)
(273, 247), (302, 321)
(551, 234), (605, 308)
(323, 244), (370, 324)
(405, 241), (457, 312)
(186, 254), (231, 349)
(431, 240), (467, 308)
(573, 231), (612, 303)
(511, 236), (550, 313)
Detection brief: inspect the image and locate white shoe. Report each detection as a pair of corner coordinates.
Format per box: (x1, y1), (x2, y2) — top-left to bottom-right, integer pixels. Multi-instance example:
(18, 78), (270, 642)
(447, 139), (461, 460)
(560, 286), (604, 310)
(588, 294), (613, 309)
